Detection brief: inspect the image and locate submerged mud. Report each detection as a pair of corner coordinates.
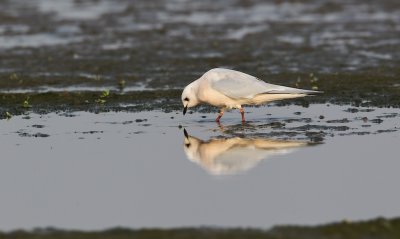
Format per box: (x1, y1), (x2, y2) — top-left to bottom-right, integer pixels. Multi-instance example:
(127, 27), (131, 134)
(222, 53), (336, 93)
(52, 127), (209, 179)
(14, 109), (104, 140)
(3, 104), (398, 142)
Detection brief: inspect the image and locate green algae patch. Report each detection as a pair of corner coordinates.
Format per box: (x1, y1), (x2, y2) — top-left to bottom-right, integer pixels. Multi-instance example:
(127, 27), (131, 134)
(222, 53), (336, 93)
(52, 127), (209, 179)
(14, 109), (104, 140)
(1, 217), (399, 239)
(0, 90), (183, 118)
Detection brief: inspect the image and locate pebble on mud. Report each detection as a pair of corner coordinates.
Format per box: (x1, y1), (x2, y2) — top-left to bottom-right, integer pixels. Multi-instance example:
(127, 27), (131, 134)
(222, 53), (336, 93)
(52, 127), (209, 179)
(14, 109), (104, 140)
(362, 117), (368, 122)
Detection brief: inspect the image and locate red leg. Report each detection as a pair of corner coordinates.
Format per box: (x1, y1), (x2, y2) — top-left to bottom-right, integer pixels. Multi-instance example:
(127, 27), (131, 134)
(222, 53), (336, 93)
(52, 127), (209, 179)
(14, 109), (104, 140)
(240, 108), (245, 122)
(216, 110), (224, 122)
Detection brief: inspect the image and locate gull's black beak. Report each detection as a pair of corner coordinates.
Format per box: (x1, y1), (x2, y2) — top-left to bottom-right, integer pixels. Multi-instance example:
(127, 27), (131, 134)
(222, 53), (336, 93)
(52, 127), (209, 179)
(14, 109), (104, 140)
(183, 128), (189, 139)
(183, 105), (188, 115)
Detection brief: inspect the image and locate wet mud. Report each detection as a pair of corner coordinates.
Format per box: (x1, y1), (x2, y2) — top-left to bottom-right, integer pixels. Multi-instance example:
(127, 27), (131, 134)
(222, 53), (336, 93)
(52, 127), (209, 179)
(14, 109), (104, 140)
(0, 0), (399, 116)
(1, 72), (400, 119)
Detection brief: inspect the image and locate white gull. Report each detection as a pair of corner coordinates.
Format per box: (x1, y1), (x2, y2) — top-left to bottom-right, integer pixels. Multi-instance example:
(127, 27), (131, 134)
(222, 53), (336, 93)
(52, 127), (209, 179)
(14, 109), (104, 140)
(182, 68), (321, 122)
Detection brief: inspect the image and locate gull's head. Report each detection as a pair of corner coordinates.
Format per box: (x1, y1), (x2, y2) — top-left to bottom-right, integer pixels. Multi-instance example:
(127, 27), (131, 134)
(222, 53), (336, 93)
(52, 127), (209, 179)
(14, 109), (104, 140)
(183, 129), (201, 161)
(181, 83), (200, 115)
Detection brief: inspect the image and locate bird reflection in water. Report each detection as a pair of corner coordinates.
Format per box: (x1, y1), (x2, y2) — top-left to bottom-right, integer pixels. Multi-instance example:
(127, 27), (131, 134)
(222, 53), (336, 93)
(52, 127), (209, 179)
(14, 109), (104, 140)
(183, 129), (312, 175)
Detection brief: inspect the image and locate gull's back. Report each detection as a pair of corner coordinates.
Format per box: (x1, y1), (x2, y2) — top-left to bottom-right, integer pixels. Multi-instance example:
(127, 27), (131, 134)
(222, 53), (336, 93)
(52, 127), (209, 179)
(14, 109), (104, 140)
(202, 68), (321, 102)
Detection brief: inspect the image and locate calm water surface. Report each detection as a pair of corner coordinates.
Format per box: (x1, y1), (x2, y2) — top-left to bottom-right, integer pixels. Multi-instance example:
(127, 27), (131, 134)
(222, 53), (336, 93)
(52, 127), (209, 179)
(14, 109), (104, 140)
(0, 105), (399, 230)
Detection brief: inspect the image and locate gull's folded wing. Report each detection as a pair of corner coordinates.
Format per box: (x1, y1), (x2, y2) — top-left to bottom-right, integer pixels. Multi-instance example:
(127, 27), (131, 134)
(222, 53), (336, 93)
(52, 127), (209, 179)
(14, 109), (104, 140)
(208, 68), (321, 99)
(208, 68), (268, 99)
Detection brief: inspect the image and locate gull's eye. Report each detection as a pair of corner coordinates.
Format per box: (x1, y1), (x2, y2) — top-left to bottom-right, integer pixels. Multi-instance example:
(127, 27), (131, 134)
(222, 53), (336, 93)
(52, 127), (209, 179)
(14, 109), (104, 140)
(185, 143), (191, 148)
(184, 97), (189, 101)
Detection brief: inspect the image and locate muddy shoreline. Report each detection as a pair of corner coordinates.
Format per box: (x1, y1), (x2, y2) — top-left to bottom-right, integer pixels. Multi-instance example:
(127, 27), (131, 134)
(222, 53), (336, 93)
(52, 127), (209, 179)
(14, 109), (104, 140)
(1, 70), (400, 119)
(1, 217), (399, 239)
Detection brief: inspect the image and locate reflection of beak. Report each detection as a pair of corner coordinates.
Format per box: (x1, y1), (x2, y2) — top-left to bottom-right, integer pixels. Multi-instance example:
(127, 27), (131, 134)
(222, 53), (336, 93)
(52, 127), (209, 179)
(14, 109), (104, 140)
(183, 105), (188, 115)
(183, 128), (190, 145)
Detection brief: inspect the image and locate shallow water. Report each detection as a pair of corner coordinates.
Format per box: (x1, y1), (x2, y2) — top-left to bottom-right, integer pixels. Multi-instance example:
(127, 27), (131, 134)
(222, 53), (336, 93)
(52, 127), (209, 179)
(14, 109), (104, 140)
(0, 104), (399, 230)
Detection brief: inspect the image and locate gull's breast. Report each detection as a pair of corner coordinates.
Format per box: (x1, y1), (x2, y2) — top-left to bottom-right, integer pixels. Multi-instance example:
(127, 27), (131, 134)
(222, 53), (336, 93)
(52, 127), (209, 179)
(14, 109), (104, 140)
(198, 82), (241, 108)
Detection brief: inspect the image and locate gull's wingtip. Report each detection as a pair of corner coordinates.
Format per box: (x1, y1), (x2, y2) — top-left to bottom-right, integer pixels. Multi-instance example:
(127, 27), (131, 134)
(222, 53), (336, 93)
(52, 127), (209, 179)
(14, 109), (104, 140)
(308, 90), (324, 94)
(297, 88), (324, 94)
